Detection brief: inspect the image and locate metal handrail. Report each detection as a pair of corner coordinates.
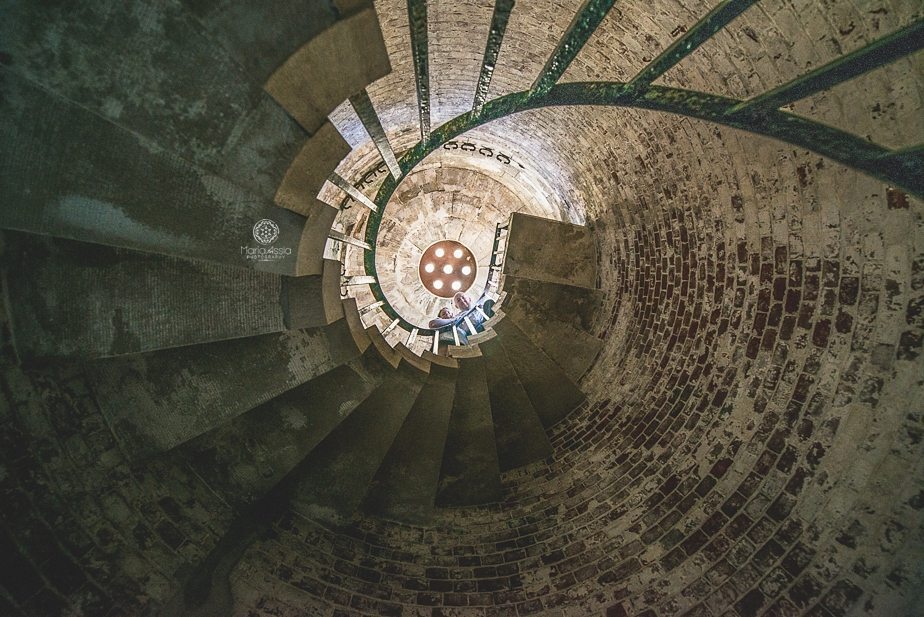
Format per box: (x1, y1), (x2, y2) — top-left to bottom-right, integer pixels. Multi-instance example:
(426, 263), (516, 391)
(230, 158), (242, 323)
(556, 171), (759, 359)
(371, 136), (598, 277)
(329, 7), (923, 360)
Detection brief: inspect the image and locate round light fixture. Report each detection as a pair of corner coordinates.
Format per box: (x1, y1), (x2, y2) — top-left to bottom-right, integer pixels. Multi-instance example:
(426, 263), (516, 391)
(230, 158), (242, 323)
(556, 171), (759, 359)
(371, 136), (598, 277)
(418, 240), (477, 298)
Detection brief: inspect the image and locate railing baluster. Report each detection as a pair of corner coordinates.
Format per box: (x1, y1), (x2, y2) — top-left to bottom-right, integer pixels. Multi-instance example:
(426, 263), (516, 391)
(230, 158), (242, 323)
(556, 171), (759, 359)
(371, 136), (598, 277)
(349, 89), (403, 179)
(452, 325), (461, 347)
(358, 300), (385, 315)
(431, 331), (440, 354)
(328, 230), (373, 251)
(531, 0), (618, 96)
(342, 275), (377, 286)
(627, 0), (759, 94)
(382, 318), (400, 336)
(729, 20), (924, 114)
(473, 0), (516, 113)
(327, 172), (379, 212)
(406, 0), (431, 142)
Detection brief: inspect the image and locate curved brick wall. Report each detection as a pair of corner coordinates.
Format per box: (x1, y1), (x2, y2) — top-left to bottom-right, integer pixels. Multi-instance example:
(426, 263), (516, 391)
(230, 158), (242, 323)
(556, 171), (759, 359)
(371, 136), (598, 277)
(1, 1), (921, 616)
(229, 0), (924, 614)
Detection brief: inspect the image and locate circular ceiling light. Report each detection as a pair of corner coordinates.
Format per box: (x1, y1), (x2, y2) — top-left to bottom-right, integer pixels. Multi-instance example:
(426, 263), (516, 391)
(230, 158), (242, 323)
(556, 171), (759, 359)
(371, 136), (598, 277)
(418, 240), (478, 298)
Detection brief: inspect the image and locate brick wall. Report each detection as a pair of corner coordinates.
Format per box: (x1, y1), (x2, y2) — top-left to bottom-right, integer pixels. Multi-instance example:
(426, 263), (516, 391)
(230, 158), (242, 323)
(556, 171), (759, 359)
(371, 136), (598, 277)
(0, 0), (921, 615)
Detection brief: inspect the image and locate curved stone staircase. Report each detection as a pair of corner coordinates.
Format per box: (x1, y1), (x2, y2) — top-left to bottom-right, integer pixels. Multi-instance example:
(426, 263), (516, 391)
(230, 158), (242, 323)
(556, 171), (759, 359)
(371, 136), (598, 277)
(2, 1), (922, 616)
(0, 3), (610, 613)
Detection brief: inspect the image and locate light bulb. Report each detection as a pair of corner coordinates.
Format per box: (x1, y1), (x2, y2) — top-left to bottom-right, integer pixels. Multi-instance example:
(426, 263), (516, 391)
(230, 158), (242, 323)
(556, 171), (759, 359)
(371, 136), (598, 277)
(442, 264), (453, 274)
(424, 263), (435, 273)
(435, 247), (445, 257)
(433, 280), (443, 289)
(453, 248), (463, 258)
(461, 265), (472, 275)
(451, 280), (462, 290)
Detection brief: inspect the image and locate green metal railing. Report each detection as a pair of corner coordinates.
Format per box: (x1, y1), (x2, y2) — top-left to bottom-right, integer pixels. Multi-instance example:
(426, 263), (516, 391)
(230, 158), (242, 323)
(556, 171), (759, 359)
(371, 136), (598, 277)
(334, 1), (923, 348)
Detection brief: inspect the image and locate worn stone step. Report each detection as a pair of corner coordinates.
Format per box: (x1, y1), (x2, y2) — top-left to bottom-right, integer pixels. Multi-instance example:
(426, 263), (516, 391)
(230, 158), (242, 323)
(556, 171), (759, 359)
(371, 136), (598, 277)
(274, 122), (350, 219)
(395, 342), (431, 374)
(501, 275), (604, 381)
(155, 346), (396, 616)
(175, 357), (385, 508)
(85, 318), (360, 459)
(436, 356), (503, 507)
(480, 338), (553, 471)
(289, 361), (428, 519)
(2, 0), (309, 201)
(184, 0), (384, 86)
(0, 72), (316, 275)
(362, 365), (457, 523)
(493, 318), (585, 429)
(502, 275), (602, 333)
(265, 7), (390, 134)
(421, 350), (459, 369)
(342, 297), (373, 354)
(502, 212), (596, 289)
(2, 231), (345, 360)
(366, 325), (402, 368)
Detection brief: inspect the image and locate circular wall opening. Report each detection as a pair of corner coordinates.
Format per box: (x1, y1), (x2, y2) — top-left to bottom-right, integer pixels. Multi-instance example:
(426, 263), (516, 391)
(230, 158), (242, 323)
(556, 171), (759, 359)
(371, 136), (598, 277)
(419, 240), (477, 298)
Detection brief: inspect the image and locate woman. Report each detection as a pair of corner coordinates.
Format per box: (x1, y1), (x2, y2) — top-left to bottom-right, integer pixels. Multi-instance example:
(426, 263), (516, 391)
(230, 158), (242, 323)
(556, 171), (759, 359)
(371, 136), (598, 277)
(428, 306), (456, 329)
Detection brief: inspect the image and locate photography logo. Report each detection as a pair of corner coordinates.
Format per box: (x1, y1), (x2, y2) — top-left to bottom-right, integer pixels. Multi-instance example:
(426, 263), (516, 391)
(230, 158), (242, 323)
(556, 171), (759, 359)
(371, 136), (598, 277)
(242, 218), (291, 262)
(252, 219), (280, 245)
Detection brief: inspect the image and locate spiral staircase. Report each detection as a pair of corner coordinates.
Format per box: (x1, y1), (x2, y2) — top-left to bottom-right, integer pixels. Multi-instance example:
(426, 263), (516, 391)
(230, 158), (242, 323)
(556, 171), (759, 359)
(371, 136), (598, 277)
(1, 0), (922, 616)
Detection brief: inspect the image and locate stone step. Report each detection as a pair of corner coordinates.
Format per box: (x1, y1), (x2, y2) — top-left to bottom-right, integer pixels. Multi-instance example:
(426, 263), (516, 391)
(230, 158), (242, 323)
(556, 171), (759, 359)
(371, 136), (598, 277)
(274, 122), (350, 219)
(289, 361), (428, 519)
(0, 72), (313, 275)
(448, 343), (483, 358)
(493, 318), (585, 429)
(274, 123), (347, 277)
(500, 275), (604, 382)
(155, 347), (394, 616)
(502, 275), (602, 333)
(175, 357), (385, 508)
(342, 297), (373, 354)
(265, 7), (390, 134)
(85, 318), (360, 459)
(2, 231), (345, 360)
(395, 342), (431, 374)
(436, 356), (503, 507)
(361, 365), (457, 523)
(2, 0), (307, 202)
(502, 212), (597, 289)
(186, 1), (385, 87)
(480, 338), (553, 471)
(366, 325), (402, 368)
(421, 350), (459, 369)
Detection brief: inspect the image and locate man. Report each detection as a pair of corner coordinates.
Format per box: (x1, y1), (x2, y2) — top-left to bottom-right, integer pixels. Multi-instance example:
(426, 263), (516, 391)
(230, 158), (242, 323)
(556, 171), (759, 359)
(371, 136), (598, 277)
(452, 292), (472, 312)
(452, 292), (494, 335)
